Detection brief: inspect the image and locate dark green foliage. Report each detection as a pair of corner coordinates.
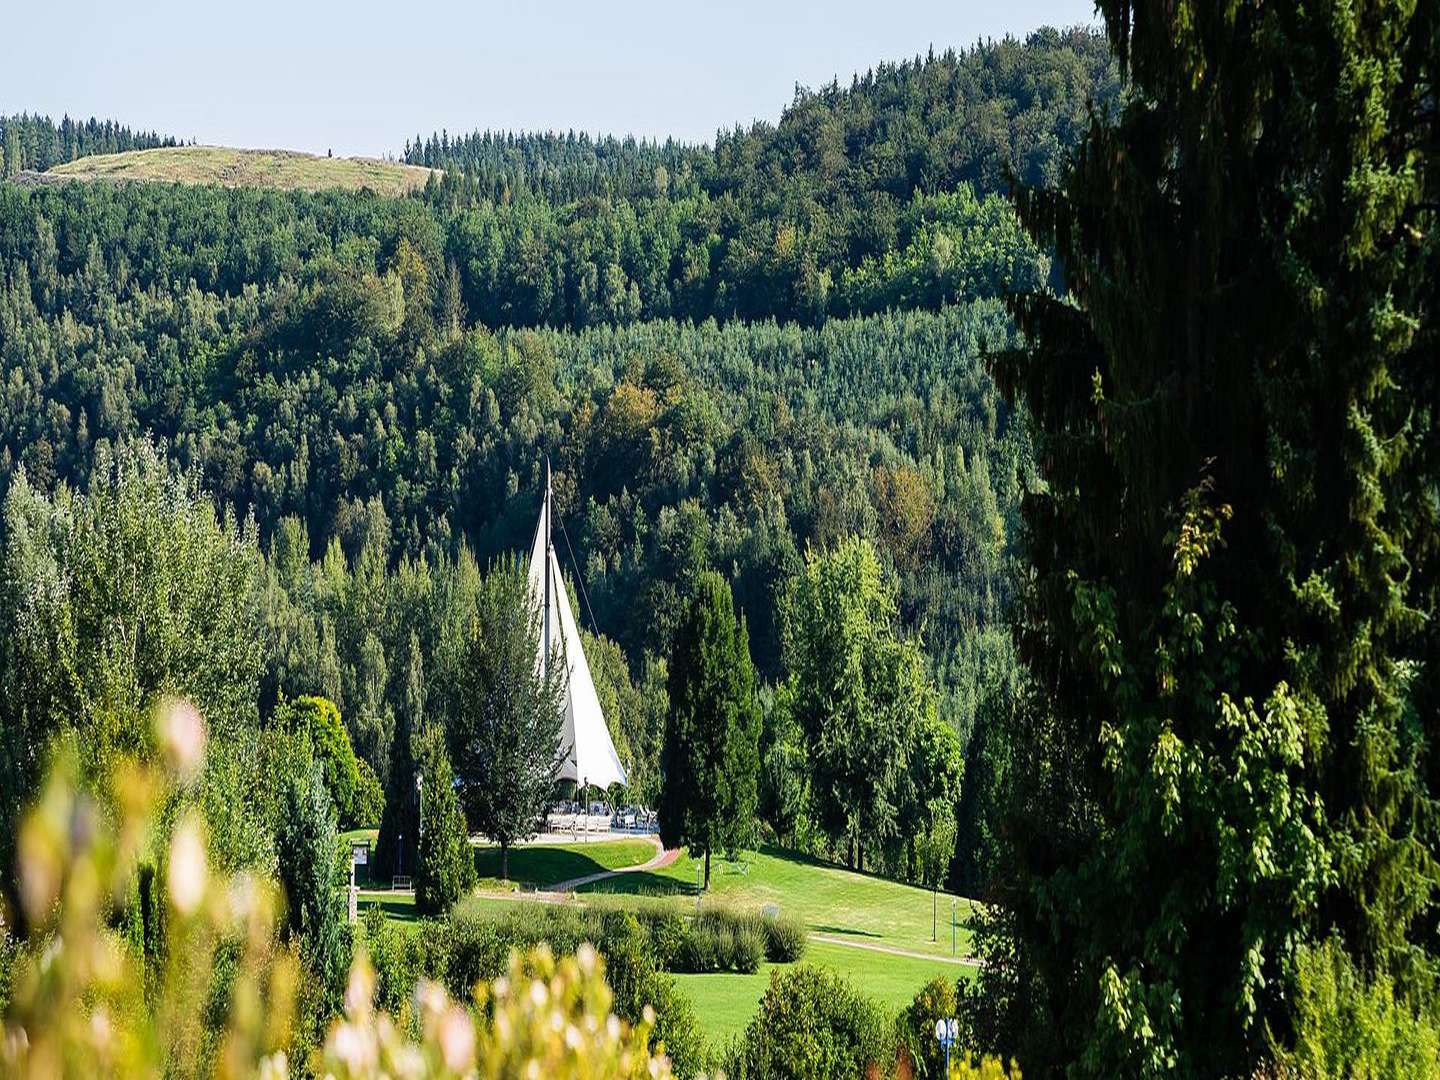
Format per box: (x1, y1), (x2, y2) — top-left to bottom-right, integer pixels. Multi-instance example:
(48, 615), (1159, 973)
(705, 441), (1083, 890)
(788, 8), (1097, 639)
(757, 687), (809, 849)
(974, 0), (1440, 1074)
(413, 722), (475, 915)
(0, 112), (176, 177)
(375, 632), (427, 880)
(447, 557), (566, 879)
(404, 31), (1115, 327)
(275, 763), (348, 1013)
(276, 695), (362, 827)
(675, 910), (767, 975)
(659, 571), (762, 886)
(720, 964), (893, 1080)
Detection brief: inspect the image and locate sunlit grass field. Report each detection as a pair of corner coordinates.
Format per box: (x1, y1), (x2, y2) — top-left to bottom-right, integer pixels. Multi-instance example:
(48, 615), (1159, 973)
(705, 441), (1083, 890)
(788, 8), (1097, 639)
(579, 844), (977, 960)
(47, 146), (437, 194)
(353, 836), (980, 1044)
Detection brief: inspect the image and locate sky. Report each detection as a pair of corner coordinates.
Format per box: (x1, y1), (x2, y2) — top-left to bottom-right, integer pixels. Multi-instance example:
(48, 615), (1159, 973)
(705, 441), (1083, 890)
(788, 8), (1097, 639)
(1, 0), (1097, 158)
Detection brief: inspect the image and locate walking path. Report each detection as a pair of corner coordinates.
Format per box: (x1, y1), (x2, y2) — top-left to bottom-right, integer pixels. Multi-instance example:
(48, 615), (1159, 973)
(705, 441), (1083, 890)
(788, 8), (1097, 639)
(811, 932), (982, 968)
(547, 834), (679, 892)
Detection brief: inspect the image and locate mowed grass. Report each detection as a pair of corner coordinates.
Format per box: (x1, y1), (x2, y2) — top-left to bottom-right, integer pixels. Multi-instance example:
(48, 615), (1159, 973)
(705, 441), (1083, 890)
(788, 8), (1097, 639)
(47, 146), (438, 195)
(354, 839), (981, 1043)
(471, 839), (656, 891)
(672, 940), (974, 1044)
(579, 844), (977, 960)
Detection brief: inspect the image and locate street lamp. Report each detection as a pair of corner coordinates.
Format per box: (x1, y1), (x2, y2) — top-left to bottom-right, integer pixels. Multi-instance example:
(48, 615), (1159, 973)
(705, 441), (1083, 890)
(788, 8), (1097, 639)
(934, 1017), (959, 1077)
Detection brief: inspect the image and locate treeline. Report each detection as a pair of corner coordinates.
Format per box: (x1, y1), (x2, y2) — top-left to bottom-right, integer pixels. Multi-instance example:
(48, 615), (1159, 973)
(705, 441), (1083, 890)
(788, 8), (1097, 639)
(403, 27), (1111, 324)
(407, 28), (1117, 202)
(0, 112), (178, 177)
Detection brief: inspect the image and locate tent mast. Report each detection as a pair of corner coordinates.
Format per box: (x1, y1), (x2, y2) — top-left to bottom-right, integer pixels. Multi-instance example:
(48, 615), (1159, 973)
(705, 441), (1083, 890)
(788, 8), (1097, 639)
(542, 457), (552, 673)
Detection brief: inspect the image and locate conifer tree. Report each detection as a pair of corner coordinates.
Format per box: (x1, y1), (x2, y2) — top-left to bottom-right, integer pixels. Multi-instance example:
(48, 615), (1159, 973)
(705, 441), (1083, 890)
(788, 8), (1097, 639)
(375, 633), (425, 881)
(974, 1), (1439, 1073)
(659, 570), (762, 888)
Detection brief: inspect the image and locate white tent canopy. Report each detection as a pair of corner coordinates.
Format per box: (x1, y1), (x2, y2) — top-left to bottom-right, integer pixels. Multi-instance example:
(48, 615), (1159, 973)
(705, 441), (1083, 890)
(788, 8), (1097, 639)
(526, 463), (628, 791)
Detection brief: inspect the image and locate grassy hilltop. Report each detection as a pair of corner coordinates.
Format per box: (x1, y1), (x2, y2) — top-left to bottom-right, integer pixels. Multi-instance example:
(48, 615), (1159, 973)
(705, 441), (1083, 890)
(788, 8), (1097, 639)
(44, 145), (437, 194)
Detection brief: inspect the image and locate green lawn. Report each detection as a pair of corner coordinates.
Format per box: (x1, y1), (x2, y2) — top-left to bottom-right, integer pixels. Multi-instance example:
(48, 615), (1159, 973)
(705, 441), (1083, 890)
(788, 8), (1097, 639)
(579, 844), (976, 960)
(355, 840), (982, 1044)
(672, 940), (974, 1044)
(472, 839), (656, 890)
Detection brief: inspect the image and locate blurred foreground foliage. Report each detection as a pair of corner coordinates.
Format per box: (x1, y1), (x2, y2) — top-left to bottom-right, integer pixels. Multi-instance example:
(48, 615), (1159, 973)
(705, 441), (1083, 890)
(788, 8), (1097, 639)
(0, 703), (673, 1080)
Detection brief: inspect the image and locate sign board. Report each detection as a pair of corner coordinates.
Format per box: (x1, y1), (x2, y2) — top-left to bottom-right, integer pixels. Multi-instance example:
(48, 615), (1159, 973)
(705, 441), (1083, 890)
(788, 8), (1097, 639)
(351, 842), (369, 866)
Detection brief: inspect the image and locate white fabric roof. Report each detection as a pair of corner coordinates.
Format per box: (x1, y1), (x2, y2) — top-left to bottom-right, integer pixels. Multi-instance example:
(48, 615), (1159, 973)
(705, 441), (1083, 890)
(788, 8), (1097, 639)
(526, 479), (628, 790)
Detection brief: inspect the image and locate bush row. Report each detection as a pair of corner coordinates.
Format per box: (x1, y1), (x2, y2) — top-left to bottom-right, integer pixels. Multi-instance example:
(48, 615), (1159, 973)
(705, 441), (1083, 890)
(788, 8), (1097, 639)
(669, 906), (808, 974)
(361, 901), (708, 1077)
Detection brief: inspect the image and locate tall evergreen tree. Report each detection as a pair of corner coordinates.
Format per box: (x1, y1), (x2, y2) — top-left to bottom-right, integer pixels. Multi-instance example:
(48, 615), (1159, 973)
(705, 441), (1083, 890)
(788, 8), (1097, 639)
(275, 763), (348, 1014)
(973, 0), (1439, 1074)
(412, 721), (475, 915)
(447, 558), (566, 881)
(659, 570), (762, 888)
(375, 633), (425, 880)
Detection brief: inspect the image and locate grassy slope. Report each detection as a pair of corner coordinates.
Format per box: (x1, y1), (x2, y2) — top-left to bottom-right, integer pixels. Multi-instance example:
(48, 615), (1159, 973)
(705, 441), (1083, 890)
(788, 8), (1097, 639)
(46, 146), (437, 194)
(356, 840), (981, 1044)
(672, 940), (974, 1044)
(578, 845), (977, 960)
(472, 839), (657, 890)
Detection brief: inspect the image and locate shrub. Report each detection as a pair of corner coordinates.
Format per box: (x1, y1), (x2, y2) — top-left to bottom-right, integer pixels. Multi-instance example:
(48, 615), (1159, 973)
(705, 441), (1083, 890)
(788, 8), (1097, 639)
(1275, 937), (1440, 1079)
(721, 965), (892, 1080)
(280, 695), (363, 827)
(731, 924), (765, 974)
(677, 922), (722, 973)
(900, 976), (961, 1079)
(762, 911), (808, 963)
(675, 908), (772, 974)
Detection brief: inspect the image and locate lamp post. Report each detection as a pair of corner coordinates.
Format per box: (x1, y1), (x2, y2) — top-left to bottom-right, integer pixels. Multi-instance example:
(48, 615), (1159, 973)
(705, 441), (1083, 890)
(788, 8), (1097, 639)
(934, 1017), (958, 1077)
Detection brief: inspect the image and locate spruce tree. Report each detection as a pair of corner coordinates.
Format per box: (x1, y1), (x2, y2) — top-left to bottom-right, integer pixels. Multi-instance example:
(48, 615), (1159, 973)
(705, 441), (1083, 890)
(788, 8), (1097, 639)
(374, 634), (424, 881)
(974, 1), (1439, 1074)
(413, 721), (475, 914)
(659, 570), (762, 889)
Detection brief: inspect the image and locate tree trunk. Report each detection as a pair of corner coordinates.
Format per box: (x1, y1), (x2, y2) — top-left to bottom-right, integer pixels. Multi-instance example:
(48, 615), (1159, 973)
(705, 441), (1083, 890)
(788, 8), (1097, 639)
(848, 834), (855, 869)
(933, 885), (938, 942)
(501, 840), (509, 881)
(704, 848), (711, 890)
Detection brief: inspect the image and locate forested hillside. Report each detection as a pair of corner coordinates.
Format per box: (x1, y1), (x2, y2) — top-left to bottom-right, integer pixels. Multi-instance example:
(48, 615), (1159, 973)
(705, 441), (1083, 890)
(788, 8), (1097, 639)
(405, 28), (1115, 325)
(1, 112), (179, 177)
(0, 26), (1108, 882)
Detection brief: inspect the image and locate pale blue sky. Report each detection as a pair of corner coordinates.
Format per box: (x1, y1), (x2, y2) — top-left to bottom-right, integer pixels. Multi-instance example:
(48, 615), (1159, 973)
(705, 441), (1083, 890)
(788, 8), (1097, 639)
(1, 0), (1097, 157)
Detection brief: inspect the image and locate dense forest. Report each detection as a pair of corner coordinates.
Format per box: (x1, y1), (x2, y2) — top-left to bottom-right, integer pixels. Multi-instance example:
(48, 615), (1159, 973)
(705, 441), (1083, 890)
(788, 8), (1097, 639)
(2, 3), (1436, 1076)
(0, 27), (1107, 882)
(0, 112), (179, 177)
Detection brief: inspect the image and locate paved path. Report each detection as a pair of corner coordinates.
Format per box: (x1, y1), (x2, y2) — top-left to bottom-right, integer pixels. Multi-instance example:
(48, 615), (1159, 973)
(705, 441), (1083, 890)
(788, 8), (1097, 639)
(547, 834), (679, 892)
(812, 932), (981, 968)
